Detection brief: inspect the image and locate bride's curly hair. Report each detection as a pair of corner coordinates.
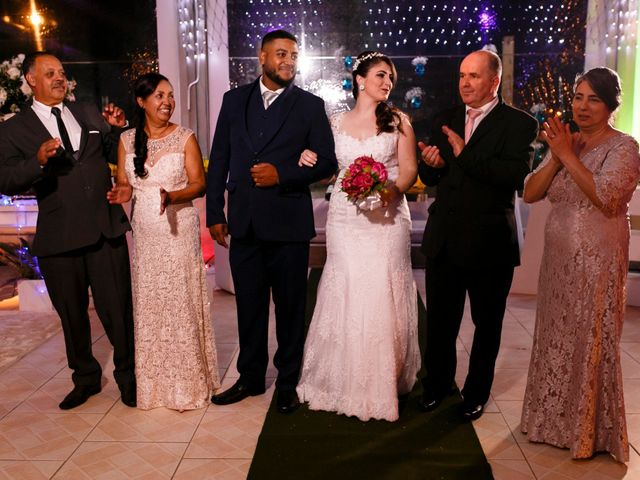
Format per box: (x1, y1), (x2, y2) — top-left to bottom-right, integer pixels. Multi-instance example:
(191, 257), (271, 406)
(351, 51), (403, 135)
(132, 72), (170, 178)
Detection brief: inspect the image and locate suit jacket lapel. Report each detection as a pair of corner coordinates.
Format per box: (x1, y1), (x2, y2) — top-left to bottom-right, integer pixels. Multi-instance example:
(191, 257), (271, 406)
(21, 106), (54, 143)
(256, 83), (299, 153)
(240, 80), (259, 152)
(466, 100), (505, 148)
(453, 107), (465, 139)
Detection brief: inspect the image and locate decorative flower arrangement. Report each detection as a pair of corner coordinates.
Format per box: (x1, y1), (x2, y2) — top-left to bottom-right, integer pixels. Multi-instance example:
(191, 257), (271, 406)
(0, 53), (76, 121)
(341, 155), (388, 211)
(405, 86), (425, 109)
(411, 56), (428, 76)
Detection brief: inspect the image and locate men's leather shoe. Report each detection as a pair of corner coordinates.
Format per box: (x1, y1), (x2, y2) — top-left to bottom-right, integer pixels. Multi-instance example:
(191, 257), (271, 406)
(418, 388), (442, 412)
(211, 381), (265, 406)
(120, 383), (137, 408)
(460, 402), (484, 421)
(59, 384), (101, 410)
(276, 390), (300, 414)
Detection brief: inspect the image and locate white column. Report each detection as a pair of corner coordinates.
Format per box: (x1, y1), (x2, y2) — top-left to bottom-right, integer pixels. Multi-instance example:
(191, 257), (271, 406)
(155, 0), (184, 123)
(206, 0), (230, 146)
(205, 0), (233, 292)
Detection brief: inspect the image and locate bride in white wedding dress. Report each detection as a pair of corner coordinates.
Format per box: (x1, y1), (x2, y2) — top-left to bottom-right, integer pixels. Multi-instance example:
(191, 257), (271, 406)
(296, 51), (421, 422)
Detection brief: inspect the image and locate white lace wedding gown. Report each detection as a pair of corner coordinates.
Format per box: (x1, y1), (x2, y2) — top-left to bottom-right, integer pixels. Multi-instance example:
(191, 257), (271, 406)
(296, 112), (420, 422)
(122, 126), (219, 410)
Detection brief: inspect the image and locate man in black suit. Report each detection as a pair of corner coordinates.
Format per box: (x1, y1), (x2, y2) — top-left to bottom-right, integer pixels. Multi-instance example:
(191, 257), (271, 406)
(207, 30), (337, 413)
(417, 50), (537, 420)
(0, 52), (135, 410)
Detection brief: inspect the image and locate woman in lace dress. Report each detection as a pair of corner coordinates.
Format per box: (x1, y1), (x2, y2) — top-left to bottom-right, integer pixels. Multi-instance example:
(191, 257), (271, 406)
(521, 68), (640, 462)
(296, 51), (420, 422)
(107, 73), (219, 410)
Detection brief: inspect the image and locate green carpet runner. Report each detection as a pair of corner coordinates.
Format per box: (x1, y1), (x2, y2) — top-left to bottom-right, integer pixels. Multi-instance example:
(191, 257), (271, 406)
(248, 269), (493, 480)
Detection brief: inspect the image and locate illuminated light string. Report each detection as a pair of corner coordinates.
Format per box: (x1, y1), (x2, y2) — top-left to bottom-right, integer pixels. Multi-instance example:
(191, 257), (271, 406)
(228, 0), (592, 114)
(231, 1), (584, 55)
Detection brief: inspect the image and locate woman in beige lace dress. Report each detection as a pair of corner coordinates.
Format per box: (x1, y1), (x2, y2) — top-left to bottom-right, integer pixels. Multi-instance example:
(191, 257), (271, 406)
(107, 73), (219, 410)
(521, 68), (640, 462)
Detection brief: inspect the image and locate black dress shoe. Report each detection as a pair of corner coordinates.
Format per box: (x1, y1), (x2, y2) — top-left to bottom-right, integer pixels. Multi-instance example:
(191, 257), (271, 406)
(120, 383), (137, 408)
(460, 402), (484, 421)
(418, 388), (442, 412)
(211, 381), (265, 406)
(276, 390), (300, 414)
(59, 384), (101, 410)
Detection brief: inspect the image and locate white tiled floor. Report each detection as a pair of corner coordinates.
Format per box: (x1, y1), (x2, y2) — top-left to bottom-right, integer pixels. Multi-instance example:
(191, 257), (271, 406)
(0, 270), (639, 479)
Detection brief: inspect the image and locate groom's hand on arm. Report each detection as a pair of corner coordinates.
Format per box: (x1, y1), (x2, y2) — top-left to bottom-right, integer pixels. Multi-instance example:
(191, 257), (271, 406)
(250, 163), (279, 187)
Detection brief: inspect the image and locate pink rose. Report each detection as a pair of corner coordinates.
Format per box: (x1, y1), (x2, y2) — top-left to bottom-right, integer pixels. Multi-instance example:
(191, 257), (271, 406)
(371, 162), (387, 182)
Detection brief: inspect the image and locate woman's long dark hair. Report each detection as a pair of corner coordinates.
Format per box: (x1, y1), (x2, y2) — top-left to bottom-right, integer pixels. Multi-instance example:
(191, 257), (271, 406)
(132, 72), (170, 178)
(351, 51), (402, 135)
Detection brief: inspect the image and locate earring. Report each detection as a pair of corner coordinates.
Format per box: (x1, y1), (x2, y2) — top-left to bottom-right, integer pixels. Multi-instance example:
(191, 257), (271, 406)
(359, 84), (365, 91)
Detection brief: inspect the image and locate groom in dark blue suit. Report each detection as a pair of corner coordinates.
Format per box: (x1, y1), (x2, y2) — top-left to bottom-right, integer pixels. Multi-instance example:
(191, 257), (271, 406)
(207, 30), (337, 413)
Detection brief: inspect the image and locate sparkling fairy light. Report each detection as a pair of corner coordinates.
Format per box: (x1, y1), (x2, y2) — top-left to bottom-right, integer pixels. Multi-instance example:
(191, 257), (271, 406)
(226, 0), (590, 114)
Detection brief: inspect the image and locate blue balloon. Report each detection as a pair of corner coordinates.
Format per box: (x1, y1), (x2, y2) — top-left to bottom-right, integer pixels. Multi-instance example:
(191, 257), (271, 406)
(415, 63), (426, 76)
(344, 56), (353, 69)
(342, 78), (352, 91)
(410, 97), (422, 109)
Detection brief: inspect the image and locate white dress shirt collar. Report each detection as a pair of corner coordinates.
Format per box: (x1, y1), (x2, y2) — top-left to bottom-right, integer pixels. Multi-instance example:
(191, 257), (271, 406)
(465, 95), (499, 117)
(32, 98), (66, 119)
(259, 76), (285, 97)
(464, 95), (499, 138)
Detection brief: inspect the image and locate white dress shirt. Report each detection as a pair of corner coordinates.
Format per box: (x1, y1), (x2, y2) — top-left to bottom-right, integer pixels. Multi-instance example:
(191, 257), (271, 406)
(31, 99), (82, 151)
(259, 76), (285, 109)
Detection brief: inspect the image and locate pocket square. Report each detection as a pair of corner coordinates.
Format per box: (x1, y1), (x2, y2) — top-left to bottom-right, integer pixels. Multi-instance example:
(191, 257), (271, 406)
(89, 130), (100, 134)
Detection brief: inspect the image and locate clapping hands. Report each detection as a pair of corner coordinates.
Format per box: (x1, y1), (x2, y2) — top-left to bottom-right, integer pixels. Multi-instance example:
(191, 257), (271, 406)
(418, 142), (445, 168)
(541, 116), (577, 165)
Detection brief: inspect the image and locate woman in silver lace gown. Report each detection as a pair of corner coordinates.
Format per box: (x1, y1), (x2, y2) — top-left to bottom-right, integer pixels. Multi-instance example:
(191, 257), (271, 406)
(296, 52), (420, 422)
(521, 68), (640, 462)
(108, 73), (219, 410)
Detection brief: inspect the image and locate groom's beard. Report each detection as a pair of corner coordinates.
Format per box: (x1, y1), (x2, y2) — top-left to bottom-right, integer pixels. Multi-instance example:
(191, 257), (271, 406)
(263, 65), (296, 88)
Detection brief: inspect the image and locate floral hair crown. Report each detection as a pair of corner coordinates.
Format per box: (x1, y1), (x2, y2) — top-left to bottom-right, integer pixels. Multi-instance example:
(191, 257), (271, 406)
(352, 52), (385, 72)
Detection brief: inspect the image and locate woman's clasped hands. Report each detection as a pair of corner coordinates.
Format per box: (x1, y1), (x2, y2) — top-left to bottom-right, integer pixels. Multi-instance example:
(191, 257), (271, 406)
(541, 116), (579, 166)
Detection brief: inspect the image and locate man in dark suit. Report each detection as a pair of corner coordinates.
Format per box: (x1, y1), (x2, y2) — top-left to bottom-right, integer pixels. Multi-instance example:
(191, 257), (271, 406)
(0, 52), (135, 410)
(207, 30), (337, 413)
(417, 50), (537, 420)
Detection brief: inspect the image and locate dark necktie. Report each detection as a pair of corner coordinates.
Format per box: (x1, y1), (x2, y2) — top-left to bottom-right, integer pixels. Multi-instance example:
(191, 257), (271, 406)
(50, 106), (75, 154)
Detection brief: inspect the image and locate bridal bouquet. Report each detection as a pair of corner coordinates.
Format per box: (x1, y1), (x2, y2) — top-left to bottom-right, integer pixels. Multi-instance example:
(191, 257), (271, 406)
(340, 155), (388, 210)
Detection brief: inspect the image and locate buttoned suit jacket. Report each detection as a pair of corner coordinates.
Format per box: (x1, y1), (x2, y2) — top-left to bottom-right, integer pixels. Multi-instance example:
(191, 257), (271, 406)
(419, 100), (538, 267)
(0, 101), (130, 257)
(206, 79), (337, 241)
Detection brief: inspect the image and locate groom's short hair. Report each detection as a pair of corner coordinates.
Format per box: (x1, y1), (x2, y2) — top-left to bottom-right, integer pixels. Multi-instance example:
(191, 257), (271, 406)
(261, 30), (297, 49)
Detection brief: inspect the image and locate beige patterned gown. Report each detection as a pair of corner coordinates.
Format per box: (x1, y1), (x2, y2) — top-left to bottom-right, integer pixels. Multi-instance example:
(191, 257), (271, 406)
(122, 126), (219, 411)
(521, 133), (640, 462)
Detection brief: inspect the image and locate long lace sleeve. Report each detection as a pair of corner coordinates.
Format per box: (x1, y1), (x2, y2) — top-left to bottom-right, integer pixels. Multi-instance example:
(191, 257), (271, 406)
(593, 136), (640, 216)
(523, 149), (553, 196)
